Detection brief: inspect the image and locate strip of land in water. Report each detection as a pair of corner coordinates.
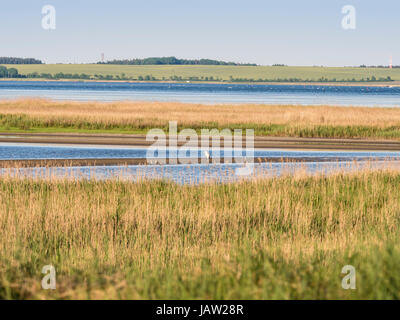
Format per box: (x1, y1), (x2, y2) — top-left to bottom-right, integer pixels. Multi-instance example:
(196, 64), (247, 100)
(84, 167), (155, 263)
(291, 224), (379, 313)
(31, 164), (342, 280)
(1, 78), (400, 87)
(3, 133), (400, 168)
(0, 156), (379, 168)
(2, 99), (400, 140)
(2, 133), (400, 151)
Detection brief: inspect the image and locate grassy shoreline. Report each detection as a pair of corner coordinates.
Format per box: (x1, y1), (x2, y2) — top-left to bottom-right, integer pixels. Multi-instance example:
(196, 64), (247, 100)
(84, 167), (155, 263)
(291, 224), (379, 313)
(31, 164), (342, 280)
(3, 64), (400, 83)
(1, 169), (400, 299)
(3, 124), (400, 140)
(2, 77), (399, 87)
(2, 99), (400, 139)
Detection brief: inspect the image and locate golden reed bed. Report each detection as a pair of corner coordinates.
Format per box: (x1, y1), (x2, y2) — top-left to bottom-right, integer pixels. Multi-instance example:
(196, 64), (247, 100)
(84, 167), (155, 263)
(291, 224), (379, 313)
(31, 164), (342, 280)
(0, 167), (400, 299)
(2, 98), (400, 139)
(0, 98), (400, 126)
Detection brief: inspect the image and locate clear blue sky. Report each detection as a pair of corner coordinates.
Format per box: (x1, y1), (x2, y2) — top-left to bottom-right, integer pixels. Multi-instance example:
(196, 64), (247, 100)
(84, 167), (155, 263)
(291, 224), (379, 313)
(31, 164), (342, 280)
(1, 0), (399, 66)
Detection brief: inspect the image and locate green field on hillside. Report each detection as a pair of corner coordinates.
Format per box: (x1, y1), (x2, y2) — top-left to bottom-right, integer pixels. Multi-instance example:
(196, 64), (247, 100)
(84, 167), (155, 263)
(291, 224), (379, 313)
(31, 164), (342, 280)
(4, 64), (400, 82)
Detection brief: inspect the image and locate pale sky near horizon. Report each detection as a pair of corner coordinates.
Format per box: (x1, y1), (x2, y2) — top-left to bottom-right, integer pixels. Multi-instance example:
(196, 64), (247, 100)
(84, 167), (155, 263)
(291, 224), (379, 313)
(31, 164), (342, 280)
(1, 0), (399, 66)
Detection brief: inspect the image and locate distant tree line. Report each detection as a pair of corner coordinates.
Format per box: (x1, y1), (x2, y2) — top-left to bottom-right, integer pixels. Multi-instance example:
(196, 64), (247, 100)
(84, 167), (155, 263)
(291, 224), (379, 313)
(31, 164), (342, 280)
(22, 72), (393, 83)
(0, 57), (43, 64)
(0, 66), (21, 78)
(98, 56), (257, 66)
(26, 72), (91, 80)
(359, 65), (400, 69)
(1, 67), (393, 83)
(229, 76), (393, 83)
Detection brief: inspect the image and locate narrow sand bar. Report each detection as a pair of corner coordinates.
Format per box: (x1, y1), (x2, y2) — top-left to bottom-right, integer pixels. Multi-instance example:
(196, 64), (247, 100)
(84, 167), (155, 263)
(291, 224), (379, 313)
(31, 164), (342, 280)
(1, 133), (400, 151)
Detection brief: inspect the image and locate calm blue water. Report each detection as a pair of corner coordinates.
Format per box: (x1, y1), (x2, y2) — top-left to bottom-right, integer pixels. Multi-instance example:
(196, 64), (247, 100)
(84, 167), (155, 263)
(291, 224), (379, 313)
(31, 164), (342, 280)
(1, 143), (400, 161)
(0, 81), (399, 106)
(1, 143), (400, 184)
(3, 161), (399, 185)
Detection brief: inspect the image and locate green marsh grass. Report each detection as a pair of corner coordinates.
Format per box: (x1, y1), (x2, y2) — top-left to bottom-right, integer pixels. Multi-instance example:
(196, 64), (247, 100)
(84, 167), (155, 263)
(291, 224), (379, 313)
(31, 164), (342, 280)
(0, 167), (400, 299)
(2, 99), (400, 139)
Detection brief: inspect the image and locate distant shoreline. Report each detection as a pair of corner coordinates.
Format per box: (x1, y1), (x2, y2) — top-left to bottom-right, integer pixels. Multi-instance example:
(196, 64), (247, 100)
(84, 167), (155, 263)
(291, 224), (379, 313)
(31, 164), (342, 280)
(1, 78), (399, 88)
(2, 64), (399, 87)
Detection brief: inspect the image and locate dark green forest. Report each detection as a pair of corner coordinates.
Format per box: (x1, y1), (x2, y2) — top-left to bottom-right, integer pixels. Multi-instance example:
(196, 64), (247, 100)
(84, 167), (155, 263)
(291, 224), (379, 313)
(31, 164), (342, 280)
(0, 66), (20, 78)
(0, 57), (43, 64)
(98, 56), (257, 66)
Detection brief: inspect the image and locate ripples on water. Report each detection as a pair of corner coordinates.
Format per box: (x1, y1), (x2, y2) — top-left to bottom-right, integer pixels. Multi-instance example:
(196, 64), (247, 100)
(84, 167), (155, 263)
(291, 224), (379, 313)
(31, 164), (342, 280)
(2, 144), (400, 183)
(2, 144), (400, 184)
(2, 161), (400, 184)
(0, 81), (399, 106)
(2, 143), (400, 161)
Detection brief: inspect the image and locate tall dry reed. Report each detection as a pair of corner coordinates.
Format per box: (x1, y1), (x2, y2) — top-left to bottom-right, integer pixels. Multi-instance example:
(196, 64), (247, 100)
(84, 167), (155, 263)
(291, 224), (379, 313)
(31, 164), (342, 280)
(0, 167), (399, 299)
(1, 99), (400, 138)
